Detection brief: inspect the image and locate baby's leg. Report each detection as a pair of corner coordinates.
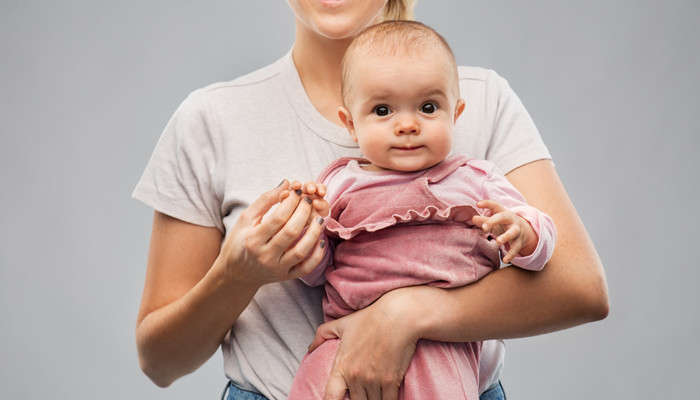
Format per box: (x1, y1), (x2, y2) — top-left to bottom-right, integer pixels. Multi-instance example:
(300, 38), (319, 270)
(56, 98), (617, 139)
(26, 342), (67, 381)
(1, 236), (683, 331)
(288, 339), (340, 400)
(400, 340), (481, 400)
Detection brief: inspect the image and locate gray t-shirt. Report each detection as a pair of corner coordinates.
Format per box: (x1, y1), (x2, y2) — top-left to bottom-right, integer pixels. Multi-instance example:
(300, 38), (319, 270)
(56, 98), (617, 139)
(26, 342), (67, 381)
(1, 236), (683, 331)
(133, 51), (550, 399)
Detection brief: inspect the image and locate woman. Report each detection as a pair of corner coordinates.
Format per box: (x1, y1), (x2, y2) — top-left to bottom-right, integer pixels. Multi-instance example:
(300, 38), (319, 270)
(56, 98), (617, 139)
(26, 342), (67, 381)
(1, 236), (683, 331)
(133, 1), (609, 399)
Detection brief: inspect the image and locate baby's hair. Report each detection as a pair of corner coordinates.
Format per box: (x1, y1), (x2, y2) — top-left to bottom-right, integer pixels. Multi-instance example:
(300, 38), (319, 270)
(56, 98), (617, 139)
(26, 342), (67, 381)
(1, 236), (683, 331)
(341, 20), (459, 106)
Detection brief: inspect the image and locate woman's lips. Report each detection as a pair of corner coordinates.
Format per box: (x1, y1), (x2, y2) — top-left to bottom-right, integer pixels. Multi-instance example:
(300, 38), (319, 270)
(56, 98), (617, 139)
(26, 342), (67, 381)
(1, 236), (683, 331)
(318, 0), (346, 6)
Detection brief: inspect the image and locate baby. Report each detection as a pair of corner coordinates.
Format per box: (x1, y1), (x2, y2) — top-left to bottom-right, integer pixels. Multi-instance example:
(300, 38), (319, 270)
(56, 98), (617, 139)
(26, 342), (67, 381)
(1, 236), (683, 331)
(285, 20), (557, 400)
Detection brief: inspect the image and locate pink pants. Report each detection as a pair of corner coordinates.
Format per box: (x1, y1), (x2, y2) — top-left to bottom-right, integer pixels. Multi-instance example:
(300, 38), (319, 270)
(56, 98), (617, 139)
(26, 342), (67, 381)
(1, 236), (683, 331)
(289, 338), (481, 399)
(288, 224), (497, 399)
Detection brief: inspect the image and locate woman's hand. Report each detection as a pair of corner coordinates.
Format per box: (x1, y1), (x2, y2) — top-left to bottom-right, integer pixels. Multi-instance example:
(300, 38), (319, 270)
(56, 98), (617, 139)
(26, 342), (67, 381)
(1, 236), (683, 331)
(137, 180), (327, 386)
(310, 287), (433, 400)
(219, 179), (327, 286)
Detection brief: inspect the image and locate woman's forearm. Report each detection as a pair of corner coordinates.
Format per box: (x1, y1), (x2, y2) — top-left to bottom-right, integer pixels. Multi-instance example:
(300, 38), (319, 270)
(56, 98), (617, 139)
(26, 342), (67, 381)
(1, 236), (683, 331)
(408, 159), (609, 342)
(413, 252), (608, 343)
(137, 186), (325, 387)
(136, 257), (259, 387)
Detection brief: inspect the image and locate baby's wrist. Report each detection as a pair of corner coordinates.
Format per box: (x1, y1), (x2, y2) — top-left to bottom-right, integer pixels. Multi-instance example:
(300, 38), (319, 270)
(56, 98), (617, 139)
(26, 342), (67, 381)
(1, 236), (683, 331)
(519, 236), (538, 257)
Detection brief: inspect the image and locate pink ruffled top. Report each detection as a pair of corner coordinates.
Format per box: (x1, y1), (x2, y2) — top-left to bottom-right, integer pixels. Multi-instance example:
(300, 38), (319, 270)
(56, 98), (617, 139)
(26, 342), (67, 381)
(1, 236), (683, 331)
(303, 154), (556, 319)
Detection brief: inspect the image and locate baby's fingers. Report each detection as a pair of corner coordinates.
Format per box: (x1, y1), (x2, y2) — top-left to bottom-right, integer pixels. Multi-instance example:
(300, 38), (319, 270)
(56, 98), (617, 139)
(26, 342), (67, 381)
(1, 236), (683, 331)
(496, 224), (521, 245)
(315, 183), (327, 197)
(499, 225), (522, 263)
(303, 181), (318, 195)
(477, 199), (506, 214)
(312, 199), (330, 218)
(290, 180), (303, 191)
(480, 212), (514, 233)
(502, 242), (521, 264)
(472, 215), (488, 231)
(302, 182), (327, 197)
(279, 180), (304, 202)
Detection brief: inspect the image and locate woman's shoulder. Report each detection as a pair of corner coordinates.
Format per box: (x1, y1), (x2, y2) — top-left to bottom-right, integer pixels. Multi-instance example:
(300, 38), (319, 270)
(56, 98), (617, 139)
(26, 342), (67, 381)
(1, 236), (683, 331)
(180, 54), (289, 110)
(202, 55), (288, 93)
(457, 65), (494, 82)
(456, 66), (511, 94)
(174, 54), (292, 121)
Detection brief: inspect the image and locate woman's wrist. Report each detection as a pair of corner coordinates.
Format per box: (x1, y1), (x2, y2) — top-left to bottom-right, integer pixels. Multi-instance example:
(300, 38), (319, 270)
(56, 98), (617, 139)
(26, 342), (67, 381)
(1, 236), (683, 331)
(376, 285), (448, 343)
(209, 253), (263, 297)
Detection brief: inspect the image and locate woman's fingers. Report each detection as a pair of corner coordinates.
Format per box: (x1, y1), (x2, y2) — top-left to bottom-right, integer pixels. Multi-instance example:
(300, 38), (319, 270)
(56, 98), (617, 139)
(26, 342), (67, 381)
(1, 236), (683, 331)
(381, 384), (400, 400)
(346, 381), (370, 400)
(265, 196), (315, 251)
(285, 234), (326, 280)
(238, 180), (290, 227)
(226, 180), (328, 284)
(319, 299), (414, 400)
(254, 186), (307, 242)
(309, 320), (341, 353)
(324, 369), (349, 400)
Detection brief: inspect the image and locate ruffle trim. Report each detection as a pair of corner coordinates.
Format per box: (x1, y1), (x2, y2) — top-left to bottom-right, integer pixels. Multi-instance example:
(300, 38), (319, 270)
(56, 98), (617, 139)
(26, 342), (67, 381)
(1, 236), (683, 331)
(326, 203), (483, 240)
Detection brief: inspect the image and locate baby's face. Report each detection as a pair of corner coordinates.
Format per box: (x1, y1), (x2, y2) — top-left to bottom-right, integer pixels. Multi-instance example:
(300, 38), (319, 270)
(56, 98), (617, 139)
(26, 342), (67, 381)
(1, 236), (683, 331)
(340, 50), (464, 172)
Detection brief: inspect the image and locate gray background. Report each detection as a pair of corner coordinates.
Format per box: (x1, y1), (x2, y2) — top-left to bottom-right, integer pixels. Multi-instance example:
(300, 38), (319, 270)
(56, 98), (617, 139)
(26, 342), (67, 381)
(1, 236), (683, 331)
(1, 1), (698, 399)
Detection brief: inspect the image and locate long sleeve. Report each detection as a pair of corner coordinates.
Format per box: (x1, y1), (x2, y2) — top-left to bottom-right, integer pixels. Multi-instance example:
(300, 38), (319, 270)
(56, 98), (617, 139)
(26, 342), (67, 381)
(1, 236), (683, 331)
(476, 161), (557, 271)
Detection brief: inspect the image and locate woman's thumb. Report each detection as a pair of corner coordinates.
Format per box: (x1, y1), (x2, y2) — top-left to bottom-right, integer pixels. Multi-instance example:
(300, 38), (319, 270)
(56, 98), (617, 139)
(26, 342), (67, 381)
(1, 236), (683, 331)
(308, 320), (341, 353)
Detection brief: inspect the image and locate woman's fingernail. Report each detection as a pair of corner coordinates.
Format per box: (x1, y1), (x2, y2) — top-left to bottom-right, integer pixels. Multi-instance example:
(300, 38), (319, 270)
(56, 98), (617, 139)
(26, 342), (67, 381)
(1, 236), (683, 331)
(320, 240), (326, 249)
(304, 196), (313, 204)
(317, 217), (324, 225)
(295, 189), (303, 196)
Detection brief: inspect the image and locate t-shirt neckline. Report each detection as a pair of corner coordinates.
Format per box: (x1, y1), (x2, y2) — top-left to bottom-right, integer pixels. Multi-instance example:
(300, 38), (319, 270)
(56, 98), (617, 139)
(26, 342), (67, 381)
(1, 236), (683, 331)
(282, 50), (358, 148)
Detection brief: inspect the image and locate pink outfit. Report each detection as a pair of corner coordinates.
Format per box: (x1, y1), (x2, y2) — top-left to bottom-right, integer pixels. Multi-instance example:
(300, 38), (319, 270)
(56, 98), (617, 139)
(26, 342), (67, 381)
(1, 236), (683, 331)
(289, 154), (556, 399)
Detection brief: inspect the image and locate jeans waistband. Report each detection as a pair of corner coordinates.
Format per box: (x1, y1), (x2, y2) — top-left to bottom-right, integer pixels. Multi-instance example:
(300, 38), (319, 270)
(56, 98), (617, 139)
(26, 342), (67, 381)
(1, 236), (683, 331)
(221, 380), (268, 400)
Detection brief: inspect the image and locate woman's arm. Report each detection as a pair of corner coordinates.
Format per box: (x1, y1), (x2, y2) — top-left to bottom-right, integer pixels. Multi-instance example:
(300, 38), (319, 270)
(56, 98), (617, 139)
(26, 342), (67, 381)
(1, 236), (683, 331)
(136, 183), (326, 387)
(317, 159), (609, 399)
(416, 159), (608, 340)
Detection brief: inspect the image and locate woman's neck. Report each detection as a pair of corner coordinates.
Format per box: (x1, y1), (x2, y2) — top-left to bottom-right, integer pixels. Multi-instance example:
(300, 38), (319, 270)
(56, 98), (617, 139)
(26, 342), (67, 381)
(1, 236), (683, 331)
(292, 25), (352, 127)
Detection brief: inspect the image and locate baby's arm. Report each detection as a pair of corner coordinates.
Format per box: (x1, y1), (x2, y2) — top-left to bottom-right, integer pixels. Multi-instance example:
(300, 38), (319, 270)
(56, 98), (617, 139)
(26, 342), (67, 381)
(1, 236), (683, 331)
(472, 199), (538, 264)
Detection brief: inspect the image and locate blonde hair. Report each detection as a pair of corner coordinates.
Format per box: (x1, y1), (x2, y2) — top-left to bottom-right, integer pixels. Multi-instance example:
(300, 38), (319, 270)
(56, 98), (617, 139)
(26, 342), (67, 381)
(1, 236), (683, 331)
(341, 20), (459, 106)
(382, 0), (416, 21)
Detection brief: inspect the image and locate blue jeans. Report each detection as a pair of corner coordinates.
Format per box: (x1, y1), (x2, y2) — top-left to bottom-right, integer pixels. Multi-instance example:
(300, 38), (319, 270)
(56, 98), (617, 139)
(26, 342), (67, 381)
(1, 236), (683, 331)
(480, 381), (507, 400)
(222, 381), (267, 400)
(222, 380), (506, 400)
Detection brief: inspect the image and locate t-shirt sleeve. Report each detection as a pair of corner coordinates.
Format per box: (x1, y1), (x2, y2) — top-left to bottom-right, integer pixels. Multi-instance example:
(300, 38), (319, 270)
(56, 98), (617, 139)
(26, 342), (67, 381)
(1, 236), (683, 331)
(132, 90), (224, 232)
(483, 70), (552, 174)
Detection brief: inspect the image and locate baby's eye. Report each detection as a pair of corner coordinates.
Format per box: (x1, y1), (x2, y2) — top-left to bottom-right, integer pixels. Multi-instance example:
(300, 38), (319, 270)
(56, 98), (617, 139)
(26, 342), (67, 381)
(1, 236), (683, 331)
(373, 105), (391, 116)
(420, 102), (438, 114)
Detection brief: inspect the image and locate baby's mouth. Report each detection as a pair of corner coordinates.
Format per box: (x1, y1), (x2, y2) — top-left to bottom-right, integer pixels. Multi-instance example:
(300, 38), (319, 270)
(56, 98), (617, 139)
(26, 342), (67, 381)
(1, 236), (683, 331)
(393, 145), (423, 151)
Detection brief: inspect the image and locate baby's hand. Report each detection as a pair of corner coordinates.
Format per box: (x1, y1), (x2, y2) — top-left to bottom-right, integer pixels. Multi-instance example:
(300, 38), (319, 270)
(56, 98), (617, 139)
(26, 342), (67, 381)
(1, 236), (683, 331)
(279, 180), (330, 219)
(300, 180), (329, 218)
(472, 200), (538, 264)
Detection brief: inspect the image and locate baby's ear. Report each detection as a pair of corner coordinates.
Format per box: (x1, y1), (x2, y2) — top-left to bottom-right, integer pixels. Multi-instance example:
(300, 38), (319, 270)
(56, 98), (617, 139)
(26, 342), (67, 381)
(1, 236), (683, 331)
(454, 99), (466, 123)
(338, 107), (357, 142)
